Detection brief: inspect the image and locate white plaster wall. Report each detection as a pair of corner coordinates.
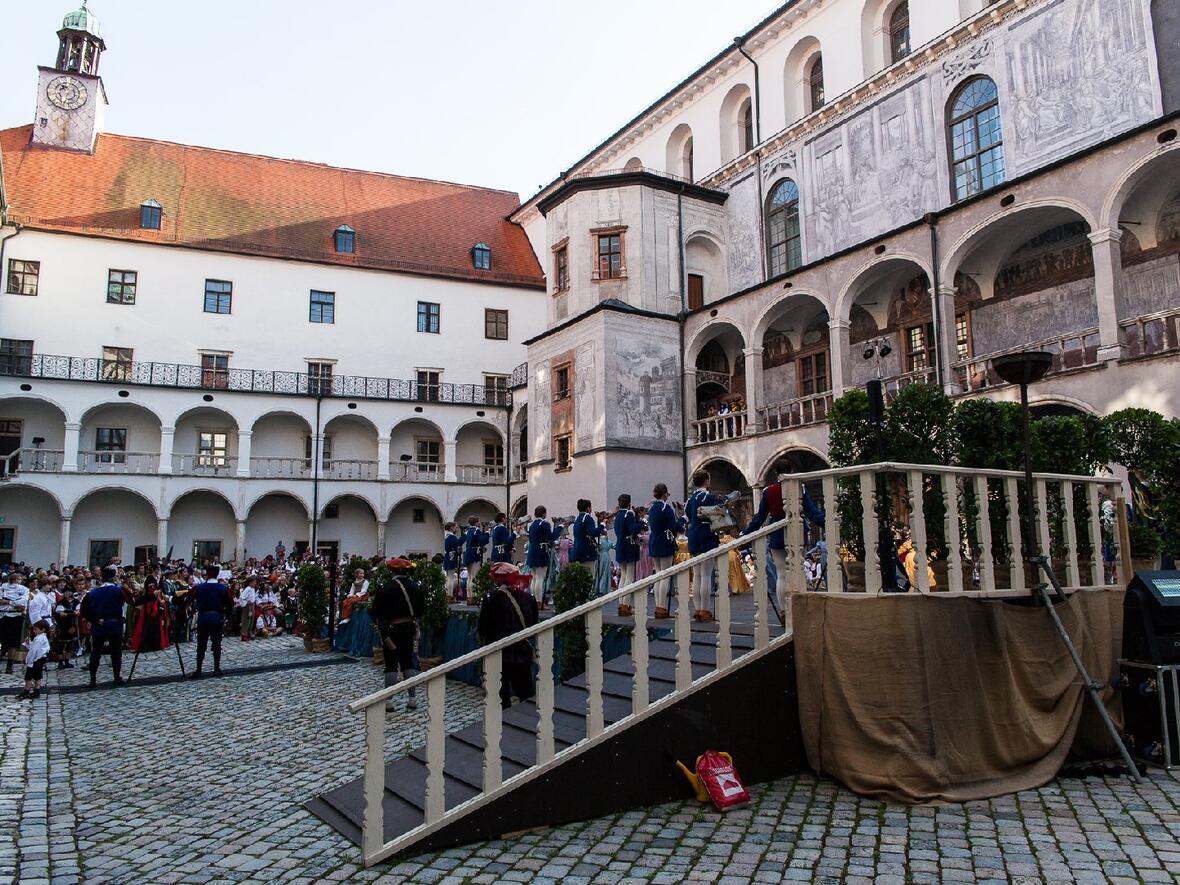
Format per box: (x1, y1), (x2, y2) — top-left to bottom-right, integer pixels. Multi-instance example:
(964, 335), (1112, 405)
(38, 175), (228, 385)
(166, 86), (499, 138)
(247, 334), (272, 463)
(168, 491), (237, 562)
(387, 498), (443, 558)
(323, 416), (378, 461)
(174, 408), (239, 459)
(244, 496), (308, 557)
(251, 413), (311, 459)
(69, 488), (157, 565)
(455, 423), (500, 466)
(0, 485), (61, 566)
(389, 419), (443, 465)
(78, 403), (161, 455)
(318, 496), (377, 559)
(0, 399), (66, 450)
(0, 231), (542, 384)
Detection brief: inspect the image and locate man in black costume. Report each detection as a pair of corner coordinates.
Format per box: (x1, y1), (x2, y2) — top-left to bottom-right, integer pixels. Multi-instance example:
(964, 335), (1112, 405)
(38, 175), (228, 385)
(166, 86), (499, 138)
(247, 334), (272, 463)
(370, 558), (425, 712)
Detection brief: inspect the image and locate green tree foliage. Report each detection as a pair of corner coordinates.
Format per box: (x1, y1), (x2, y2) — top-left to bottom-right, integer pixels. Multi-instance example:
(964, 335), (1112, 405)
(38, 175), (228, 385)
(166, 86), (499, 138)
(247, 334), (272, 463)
(296, 561), (328, 640)
(469, 562), (494, 606)
(413, 560), (450, 639)
(554, 563), (594, 681)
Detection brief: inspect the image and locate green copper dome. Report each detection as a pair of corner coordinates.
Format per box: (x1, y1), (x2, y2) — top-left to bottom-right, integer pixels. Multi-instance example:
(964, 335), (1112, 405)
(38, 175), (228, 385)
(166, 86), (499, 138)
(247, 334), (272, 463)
(62, 2), (102, 39)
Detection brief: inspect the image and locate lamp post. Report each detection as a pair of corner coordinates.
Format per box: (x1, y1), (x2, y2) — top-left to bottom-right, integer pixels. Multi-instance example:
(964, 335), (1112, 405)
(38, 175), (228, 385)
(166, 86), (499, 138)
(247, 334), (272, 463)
(862, 337), (895, 591)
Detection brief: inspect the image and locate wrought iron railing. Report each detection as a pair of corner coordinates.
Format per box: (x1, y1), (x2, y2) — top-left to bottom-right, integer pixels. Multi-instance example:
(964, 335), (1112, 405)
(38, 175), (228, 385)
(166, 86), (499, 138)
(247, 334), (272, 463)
(510, 362), (528, 390)
(0, 354), (514, 407)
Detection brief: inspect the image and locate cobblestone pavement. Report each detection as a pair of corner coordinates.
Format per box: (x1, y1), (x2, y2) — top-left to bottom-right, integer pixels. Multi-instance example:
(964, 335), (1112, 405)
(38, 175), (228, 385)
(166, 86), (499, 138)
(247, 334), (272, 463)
(1, 636), (1179, 883)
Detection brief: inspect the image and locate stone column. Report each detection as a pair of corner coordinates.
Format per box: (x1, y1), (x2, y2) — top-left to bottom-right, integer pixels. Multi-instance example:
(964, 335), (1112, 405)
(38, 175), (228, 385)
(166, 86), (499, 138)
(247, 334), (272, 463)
(444, 440), (458, 483)
(62, 422), (80, 472)
(158, 426), (175, 474)
(743, 347), (765, 432)
(377, 435), (391, 481)
(683, 368), (698, 443)
(235, 520), (247, 561)
(236, 430), (253, 478)
(59, 517), (71, 567)
(156, 518), (169, 558)
(376, 520), (388, 557)
(934, 284), (962, 394)
(828, 319), (851, 397)
(1088, 228), (1129, 362)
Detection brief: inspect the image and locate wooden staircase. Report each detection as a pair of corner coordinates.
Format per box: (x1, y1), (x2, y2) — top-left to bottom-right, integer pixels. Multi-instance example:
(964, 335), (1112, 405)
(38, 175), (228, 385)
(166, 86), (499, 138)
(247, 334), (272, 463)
(308, 620), (800, 856)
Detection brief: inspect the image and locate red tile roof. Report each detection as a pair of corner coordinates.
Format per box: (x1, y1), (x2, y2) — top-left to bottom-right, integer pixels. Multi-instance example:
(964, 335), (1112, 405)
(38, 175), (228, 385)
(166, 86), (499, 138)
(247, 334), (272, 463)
(0, 125), (545, 288)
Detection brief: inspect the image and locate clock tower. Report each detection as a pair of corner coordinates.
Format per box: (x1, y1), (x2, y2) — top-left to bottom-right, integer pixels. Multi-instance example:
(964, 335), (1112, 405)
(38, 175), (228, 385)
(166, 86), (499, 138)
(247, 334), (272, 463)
(32, 2), (108, 153)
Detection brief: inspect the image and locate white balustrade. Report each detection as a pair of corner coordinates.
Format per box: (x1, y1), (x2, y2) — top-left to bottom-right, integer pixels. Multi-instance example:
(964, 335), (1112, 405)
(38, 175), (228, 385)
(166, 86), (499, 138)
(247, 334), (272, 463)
(953, 328), (1100, 393)
(172, 453), (238, 477)
(690, 411), (747, 444)
(348, 461), (1123, 867)
(1119, 308), (1180, 359)
(759, 393), (832, 432)
(456, 464), (507, 485)
(76, 450), (160, 474)
(0, 448), (64, 476)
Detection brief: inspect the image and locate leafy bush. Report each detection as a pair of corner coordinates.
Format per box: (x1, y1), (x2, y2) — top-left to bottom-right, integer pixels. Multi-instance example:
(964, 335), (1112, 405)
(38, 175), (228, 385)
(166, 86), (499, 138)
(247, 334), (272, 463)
(414, 560), (450, 639)
(469, 562), (494, 606)
(554, 563), (594, 681)
(1130, 522), (1162, 560)
(344, 555), (369, 580)
(297, 561), (329, 641)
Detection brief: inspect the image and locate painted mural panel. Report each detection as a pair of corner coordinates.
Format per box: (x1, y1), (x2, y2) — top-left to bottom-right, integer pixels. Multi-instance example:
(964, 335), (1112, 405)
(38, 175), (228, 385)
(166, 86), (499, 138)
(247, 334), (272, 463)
(802, 78), (939, 259)
(605, 326), (682, 451)
(1005, 0), (1157, 175)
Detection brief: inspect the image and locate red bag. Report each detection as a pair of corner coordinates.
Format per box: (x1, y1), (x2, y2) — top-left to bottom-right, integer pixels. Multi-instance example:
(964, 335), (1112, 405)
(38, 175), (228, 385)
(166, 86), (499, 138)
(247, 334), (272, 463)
(695, 750), (750, 811)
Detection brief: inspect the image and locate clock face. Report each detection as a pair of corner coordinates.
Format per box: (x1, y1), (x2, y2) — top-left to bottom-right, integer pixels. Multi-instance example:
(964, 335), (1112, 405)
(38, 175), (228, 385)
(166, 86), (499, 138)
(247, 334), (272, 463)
(47, 76), (87, 111)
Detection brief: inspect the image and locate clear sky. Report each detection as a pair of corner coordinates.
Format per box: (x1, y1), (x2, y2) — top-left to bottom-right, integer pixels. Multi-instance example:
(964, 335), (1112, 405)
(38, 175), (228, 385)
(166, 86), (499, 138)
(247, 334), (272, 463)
(0, 0), (777, 199)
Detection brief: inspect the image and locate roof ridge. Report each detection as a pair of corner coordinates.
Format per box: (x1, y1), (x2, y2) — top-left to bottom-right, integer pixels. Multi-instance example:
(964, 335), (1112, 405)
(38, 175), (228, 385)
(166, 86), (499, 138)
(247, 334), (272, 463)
(0, 124), (522, 201)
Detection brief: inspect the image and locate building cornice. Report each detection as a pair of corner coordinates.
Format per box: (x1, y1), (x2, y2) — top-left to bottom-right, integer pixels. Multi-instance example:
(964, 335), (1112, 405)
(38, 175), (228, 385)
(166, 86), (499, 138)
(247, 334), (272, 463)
(522, 300), (679, 347)
(536, 170), (727, 217)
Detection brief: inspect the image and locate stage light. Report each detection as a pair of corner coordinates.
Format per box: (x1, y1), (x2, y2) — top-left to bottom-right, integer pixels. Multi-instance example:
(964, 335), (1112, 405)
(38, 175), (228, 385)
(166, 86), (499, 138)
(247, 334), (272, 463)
(863, 347), (874, 360)
(879, 343), (891, 358)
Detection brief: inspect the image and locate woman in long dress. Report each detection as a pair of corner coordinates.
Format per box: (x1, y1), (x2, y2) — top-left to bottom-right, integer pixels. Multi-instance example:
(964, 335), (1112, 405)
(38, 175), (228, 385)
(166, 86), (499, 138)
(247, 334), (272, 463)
(335, 568), (374, 657)
(634, 507), (654, 582)
(129, 578), (170, 654)
(595, 514), (616, 598)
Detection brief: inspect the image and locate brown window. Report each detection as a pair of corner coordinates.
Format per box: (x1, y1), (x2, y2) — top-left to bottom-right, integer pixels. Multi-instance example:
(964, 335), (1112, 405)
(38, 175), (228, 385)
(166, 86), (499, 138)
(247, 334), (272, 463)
(797, 351), (830, 397)
(905, 322), (936, 373)
(200, 352), (229, 389)
(687, 274), (704, 310)
(416, 369), (441, 402)
(307, 361), (334, 396)
(554, 247), (569, 292)
(101, 346), (134, 381)
(555, 435), (572, 471)
(596, 233), (623, 280)
(484, 374), (509, 406)
(197, 431), (229, 467)
(6, 260), (39, 296)
(554, 365), (570, 401)
(483, 439), (504, 468)
(0, 339), (33, 375)
(415, 438), (441, 474)
(484, 308), (508, 340)
(889, 1), (911, 64)
(107, 269), (137, 304)
(808, 56), (825, 111)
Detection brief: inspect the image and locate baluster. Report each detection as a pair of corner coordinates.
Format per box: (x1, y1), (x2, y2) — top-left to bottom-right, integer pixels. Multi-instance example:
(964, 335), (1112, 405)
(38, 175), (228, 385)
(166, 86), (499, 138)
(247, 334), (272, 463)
(752, 534), (771, 644)
(1086, 482), (1104, 586)
(716, 551), (732, 669)
(483, 649), (503, 792)
(972, 475), (996, 595)
(907, 470), (930, 594)
(821, 476), (841, 593)
(536, 631), (555, 764)
(785, 482), (806, 597)
(586, 607), (604, 738)
(941, 472), (963, 593)
(631, 594), (648, 716)
(424, 678), (446, 823)
(859, 471), (881, 594)
(1004, 477), (1026, 592)
(362, 703), (385, 861)
(1034, 479), (1054, 582)
(1061, 481), (1081, 590)
(675, 565), (692, 689)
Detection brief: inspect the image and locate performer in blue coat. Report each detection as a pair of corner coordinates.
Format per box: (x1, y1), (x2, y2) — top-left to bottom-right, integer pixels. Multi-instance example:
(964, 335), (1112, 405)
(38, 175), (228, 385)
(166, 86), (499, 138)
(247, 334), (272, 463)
(685, 470), (734, 622)
(613, 494), (644, 616)
(743, 480), (825, 608)
(83, 565), (126, 688)
(442, 522), (464, 598)
(490, 512), (516, 564)
(462, 516), (490, 570)
(570, 499), (604, 565)
(526, 506), (564, 608)
(647, 483), (686, 619)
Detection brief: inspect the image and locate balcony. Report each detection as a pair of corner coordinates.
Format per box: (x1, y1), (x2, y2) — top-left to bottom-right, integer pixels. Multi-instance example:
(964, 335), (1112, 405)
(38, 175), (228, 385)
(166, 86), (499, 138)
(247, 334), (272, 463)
(1121, 308), (1180, 360)
(0, 353), (513, 407)
(173, 453), (238, 477)
(457, 464), (506, 485)
(691, 411), (748, 444)
(953, 329), (1099, 394)
(760, 392), (832, 432)
(78, 450), (160, 474)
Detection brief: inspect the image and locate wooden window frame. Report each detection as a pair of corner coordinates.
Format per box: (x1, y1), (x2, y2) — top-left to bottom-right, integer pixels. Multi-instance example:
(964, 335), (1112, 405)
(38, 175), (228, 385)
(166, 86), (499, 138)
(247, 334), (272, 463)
(591, 226), (627, 282)
(415, 368), (442, 403)
(795, 348), (831, 398)
(106, 269), (138, 305)
(6, 260), (39, 296)
(484, 308), (509, 340)
(552, 238), (570, 293)
(203, 279), (232, 314)
(417, 300), (440, 334)
(553, 363), (571, 401)
(101, 346), (134, 382)
(309, 289), (335, 324)
(948, 76), (1005, 201)
(554, 434), (572, 473)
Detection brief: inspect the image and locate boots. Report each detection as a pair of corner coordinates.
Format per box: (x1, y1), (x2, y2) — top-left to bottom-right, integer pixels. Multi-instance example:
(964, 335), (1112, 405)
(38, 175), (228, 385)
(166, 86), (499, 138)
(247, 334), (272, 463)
(654, 607), (669, 619)
(404, 670), (419, 711)
(384, 671), (400, 712)
(617, 604), (633, 617)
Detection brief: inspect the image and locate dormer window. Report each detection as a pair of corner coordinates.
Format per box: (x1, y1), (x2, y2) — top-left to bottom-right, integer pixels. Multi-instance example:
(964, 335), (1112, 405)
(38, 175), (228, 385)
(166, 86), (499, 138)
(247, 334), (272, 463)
(334, 225), (355, 254)
(472, 243), (491, 271)
(139, 200), (162, 230)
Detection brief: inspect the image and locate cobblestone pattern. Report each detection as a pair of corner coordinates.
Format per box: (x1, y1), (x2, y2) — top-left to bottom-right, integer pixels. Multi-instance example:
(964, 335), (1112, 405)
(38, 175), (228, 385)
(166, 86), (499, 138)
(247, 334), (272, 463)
(1, 635), (1178, 883)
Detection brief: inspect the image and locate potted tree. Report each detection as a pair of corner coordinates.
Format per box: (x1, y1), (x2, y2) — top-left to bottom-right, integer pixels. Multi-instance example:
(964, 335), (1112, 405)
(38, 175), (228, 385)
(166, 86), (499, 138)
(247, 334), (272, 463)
(297, 561), (331, 652)
(414, 559), (450, 669)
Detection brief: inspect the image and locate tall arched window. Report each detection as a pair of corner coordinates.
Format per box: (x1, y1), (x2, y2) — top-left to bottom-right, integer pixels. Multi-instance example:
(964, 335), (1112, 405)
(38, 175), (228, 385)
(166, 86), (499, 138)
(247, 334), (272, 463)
(682, 136), (694, 181)
(739, 98), (754, 153)
(766, 179), (802, 277)
(948, 76), (1005, 200)
(889, 2), (911, 63)
(808, 56), (825, 111)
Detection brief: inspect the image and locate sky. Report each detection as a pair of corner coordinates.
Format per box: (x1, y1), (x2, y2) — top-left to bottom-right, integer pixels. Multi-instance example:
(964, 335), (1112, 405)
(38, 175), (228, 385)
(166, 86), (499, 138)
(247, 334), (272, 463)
(0, 0), (778, 199)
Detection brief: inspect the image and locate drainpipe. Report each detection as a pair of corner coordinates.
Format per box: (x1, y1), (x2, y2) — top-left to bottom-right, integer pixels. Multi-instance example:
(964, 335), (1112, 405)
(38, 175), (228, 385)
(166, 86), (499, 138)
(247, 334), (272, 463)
(733, 39), (768, 282)
(677, 187), (690, 499)
(733, 37), (762, 145)
(0, 223), (22, 286)
(504, 395), (513, 517)
(925, 213), (946, 387)
(311, 392), (322, 556)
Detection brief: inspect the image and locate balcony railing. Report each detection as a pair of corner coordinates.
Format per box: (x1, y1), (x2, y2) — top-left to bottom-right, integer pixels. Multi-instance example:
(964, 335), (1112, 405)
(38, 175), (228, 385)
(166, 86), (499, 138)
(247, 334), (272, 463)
(389, 462), (444, 483)
(510, 362), (528, 390)
(1121, 308), (1180, 359)
(77, 450), (160, 474)
(457, 464), (506, 485)
(250, 457), (309, 479)
(0, 354), (513, 407)
(510, 463), (526, 483)
(691, 410), (747, 444)
(173, 453), (238, 477)
(0, 448), (63, 477)
(325, 459), (379, 481)
(760, 392), (832, 432)
(953, 328), (1099, 394)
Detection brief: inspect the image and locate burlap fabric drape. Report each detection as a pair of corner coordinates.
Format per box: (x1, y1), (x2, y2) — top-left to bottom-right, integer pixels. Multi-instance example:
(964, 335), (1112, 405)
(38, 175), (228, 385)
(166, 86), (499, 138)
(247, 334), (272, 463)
(792, 590), (1124, 803)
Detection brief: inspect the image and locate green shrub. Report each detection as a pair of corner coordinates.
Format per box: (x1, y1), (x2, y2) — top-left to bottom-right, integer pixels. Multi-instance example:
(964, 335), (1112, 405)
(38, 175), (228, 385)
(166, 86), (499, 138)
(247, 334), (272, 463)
(1130, 522), (1162, 560)
(554, 563), (594, 681)
(344, 555), (368, 580)
(414, 560), (450, 640)
(297, 561), (329, 640)
(469, 562), (494, 606)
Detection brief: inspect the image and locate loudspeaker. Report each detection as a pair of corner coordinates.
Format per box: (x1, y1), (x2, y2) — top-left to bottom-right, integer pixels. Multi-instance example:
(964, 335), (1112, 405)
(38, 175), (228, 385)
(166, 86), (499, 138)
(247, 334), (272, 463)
(866, 379), (885, 426)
